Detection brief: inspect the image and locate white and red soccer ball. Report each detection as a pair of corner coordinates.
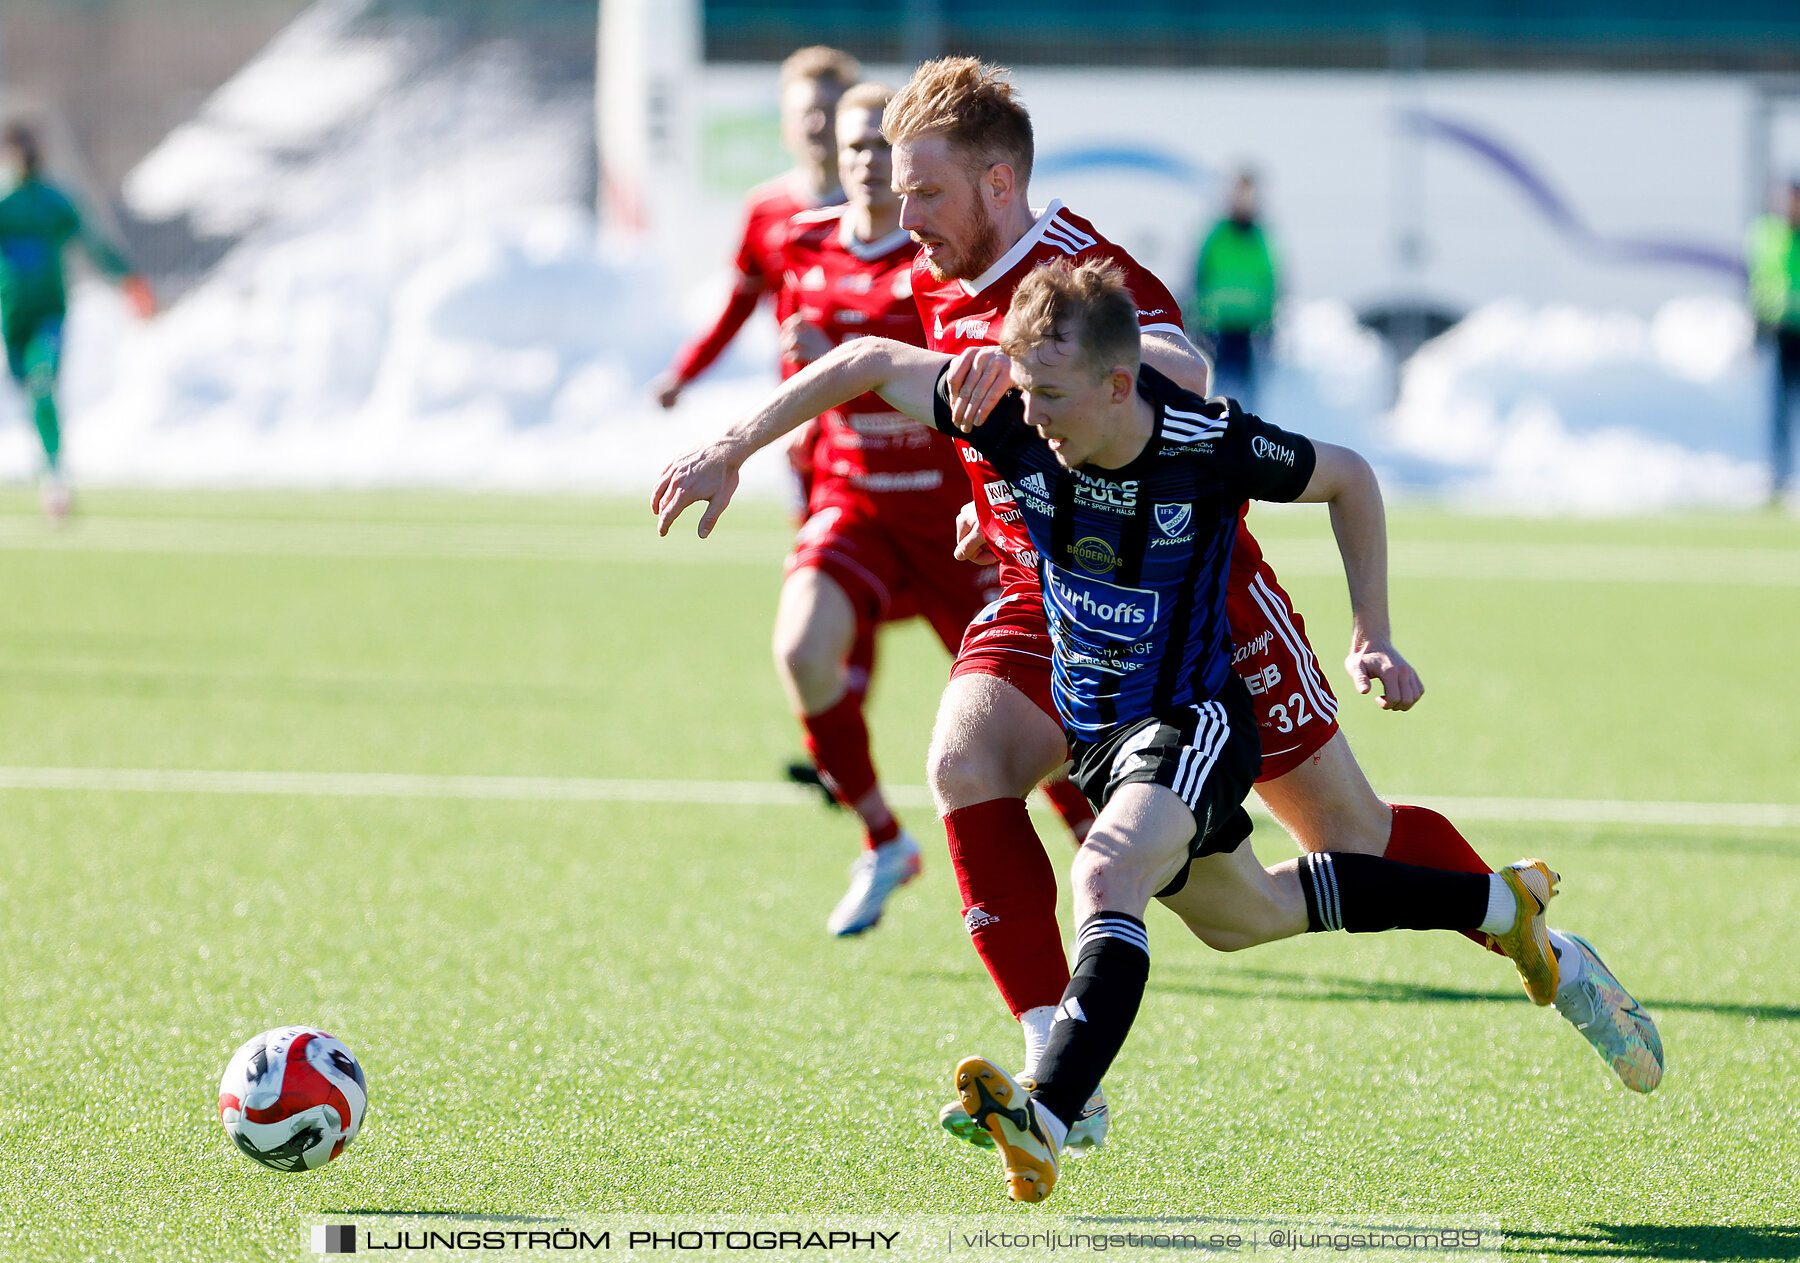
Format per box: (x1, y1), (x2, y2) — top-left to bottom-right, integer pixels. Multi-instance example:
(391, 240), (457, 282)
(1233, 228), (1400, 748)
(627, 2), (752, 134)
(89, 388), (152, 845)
(218, 1026), (368, 1171)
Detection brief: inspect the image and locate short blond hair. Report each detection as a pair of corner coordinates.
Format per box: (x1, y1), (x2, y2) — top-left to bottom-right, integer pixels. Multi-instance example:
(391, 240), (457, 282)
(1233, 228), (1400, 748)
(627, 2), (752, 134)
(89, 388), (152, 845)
(882, 56), (1032, 187)
(837, 81), (894, 117)
(1000, 260), (1141, 382)
(779, 46), (862, 92)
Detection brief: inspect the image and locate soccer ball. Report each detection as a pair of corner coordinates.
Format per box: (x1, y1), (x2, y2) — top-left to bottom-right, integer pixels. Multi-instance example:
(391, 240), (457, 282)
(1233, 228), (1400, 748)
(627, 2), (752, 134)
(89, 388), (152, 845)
(217, 1026), (368, 1171)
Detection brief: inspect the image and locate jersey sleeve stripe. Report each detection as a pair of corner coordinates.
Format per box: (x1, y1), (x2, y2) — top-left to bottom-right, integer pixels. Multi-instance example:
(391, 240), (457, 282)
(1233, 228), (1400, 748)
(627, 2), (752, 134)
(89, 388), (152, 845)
(1162, 421), (1228, 444)
(964, 199), (1067, 294)
(1139, 322), (1186, 336)
(1045, 214), (1098, 253)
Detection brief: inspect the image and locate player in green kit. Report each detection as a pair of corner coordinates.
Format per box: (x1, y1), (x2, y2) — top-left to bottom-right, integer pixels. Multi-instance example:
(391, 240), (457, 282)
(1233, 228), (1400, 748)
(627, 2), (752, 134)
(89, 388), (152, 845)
(0, 122), (155, 517)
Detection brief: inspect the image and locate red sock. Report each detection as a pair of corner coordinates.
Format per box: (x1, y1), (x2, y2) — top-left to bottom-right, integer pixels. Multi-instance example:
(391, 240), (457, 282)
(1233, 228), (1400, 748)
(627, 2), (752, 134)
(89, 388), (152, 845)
(801, 692), (895, 847)
(1384, 804), (1499, 952)
(1038, 777), (1095, 842)
(944, 798), (1070, 1017)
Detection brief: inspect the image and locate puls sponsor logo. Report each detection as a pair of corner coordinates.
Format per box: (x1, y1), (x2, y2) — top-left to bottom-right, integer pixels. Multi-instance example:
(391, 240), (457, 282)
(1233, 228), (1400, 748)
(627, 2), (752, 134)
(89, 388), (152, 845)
(1073, 472), (1138, 512)
(1252, 435), (1296, 465)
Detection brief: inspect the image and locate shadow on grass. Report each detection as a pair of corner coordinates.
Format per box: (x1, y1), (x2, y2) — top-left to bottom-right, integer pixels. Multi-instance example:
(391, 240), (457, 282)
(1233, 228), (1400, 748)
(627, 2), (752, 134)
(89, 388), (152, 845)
(1509, 1222), (1800, 1260)
(1145, 968), (1800, 1023)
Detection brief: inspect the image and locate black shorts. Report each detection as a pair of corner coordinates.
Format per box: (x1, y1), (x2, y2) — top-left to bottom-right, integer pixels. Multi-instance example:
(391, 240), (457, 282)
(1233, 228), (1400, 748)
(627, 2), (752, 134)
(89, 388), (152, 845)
(1067, 675), (1262, 897)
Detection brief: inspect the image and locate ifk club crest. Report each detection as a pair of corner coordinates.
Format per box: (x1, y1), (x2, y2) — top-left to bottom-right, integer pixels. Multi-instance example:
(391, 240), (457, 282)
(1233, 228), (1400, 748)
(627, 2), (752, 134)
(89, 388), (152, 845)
(1153, 502), (1192, 537)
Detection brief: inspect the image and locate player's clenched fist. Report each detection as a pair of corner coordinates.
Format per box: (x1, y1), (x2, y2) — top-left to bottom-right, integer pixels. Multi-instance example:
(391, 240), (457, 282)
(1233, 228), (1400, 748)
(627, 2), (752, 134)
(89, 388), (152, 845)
(779, 314), (835, 366)
(1345, 640), (1424, 711)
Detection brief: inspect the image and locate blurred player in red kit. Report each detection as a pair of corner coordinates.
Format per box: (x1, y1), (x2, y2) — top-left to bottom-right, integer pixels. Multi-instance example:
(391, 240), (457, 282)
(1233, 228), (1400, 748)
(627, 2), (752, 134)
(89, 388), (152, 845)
(764, 83), (1003, 935)
(651, 46), (861, 414)
(648, 48), (891, 803)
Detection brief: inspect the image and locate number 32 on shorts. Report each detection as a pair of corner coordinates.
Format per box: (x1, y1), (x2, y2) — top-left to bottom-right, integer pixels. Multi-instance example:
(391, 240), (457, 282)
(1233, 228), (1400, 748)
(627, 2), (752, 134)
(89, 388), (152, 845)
(1266, 692), (1315, 733)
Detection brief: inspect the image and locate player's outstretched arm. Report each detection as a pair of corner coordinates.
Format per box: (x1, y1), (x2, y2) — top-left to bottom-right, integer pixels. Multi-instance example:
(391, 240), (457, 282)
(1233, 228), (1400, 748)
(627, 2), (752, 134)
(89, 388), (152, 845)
(1138, 329), (1212, 398)
(652, 338), (949, 538)
(1291, 442), (1424, 711)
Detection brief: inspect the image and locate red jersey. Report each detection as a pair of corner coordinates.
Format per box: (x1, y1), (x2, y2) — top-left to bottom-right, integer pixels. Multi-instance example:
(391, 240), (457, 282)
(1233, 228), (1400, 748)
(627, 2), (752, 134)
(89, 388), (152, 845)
(913, 200), (1186, 595)
(784, 205), (967, 522)
(668, 173), (842, 384)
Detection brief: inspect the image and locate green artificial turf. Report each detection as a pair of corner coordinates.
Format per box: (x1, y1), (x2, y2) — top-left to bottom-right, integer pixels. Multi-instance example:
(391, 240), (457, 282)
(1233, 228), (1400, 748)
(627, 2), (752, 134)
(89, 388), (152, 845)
(0, 490), (1795, 1261)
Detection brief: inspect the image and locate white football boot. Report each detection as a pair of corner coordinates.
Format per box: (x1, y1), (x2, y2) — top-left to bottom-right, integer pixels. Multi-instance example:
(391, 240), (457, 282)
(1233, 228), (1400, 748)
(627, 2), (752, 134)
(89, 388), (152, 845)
(1551, 932), (1664, 1092)
(826, 831), (921, 936)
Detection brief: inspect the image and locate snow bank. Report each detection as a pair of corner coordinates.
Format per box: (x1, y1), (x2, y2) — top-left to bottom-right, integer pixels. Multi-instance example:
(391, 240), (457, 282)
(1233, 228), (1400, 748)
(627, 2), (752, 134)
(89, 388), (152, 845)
(0, 0), (797, 495)
(1386, 296), (1769, 512)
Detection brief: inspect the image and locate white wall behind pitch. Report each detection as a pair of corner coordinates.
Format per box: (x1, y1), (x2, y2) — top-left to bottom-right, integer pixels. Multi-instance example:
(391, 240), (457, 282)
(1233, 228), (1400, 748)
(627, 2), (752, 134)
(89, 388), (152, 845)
(699, 65), (1754, 317)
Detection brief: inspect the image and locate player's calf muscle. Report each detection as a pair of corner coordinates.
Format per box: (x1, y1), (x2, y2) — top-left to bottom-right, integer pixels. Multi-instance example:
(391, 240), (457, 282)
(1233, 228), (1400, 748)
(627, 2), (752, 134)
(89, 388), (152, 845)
(1160, 853), (1307, 951)
(1255, 733), (1392, 855)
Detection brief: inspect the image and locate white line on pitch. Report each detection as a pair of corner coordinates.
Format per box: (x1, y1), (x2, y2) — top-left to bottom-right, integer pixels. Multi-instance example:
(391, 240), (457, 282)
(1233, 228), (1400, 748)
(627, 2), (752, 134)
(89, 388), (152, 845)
(0, 517), (1796, 585)
(0, 766), (1795, 829)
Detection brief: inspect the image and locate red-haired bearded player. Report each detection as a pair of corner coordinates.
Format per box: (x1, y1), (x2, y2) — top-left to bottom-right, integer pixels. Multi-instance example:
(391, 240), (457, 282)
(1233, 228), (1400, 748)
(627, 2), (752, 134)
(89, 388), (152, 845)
(877, 58), (1662, 1143)
(765, 84), (1005, 935)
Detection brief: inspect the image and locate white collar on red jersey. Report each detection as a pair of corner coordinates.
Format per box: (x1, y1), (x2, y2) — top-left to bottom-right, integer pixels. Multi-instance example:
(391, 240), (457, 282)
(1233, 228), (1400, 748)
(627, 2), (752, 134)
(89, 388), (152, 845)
(961, 199), (1095, 296)
(838, 214), (914, 261)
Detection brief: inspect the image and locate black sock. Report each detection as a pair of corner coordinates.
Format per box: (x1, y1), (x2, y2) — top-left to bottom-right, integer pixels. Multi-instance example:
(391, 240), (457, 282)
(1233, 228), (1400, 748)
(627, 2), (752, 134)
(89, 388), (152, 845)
(1031, 912), (1150, 1129)
(1299, 852), (1488, 933)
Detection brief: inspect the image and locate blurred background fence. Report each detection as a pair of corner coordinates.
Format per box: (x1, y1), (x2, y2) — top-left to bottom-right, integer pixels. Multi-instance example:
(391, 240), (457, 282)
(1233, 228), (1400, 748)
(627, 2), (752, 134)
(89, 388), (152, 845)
(704, 0), (1800, 69)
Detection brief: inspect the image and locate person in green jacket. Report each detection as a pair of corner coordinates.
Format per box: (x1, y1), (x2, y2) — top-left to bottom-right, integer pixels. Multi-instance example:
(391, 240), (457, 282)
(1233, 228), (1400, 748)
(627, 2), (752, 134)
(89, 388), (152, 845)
(1190, 169), (1277, 410)
(0, 121), (155, 517)
(1747, 179), (1800, 503)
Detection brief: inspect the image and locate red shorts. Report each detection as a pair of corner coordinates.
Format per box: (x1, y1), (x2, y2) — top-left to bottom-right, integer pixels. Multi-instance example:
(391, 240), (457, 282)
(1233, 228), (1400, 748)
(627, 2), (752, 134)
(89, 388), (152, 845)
(787, 504), (999, 653)
(1225, 557), (1341, 781)
(948, 564), (1340, 782)
(948, 593), (1062, 731)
